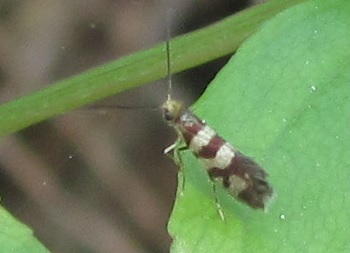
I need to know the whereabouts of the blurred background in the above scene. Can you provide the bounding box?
[0,0,260,252]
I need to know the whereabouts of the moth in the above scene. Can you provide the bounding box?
[162,99,273,210]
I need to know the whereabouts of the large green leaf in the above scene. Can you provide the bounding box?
[0,206,50,252]
[168,0,350,252]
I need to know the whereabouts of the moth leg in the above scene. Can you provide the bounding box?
[164,139,187,193]
[163,137,183,159]
[163,142,177,157]
[212,182,226,222]
[174,146,188,193]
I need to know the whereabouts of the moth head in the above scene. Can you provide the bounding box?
[161,99,183,124]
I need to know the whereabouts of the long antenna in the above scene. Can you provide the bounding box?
[165,7,172,102]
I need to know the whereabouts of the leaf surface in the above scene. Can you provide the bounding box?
[169,0,350,252]
[0,206,50,253]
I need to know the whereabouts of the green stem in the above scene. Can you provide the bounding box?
[0,0,306,137]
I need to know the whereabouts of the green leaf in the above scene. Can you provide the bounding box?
[0,206,50,252]
[168,0,350,252]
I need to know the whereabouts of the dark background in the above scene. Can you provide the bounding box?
[0,1,258,252]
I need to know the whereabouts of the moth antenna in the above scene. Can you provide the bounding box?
[165,6,172,102]
[88,105,159,111]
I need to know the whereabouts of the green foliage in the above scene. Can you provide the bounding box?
[168,0,350,252]
[0,206,49,252]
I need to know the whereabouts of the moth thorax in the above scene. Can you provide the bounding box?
[162,99,184,124]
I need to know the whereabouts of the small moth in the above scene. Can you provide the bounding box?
[162,99,273,210]
[162,7,272,212]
